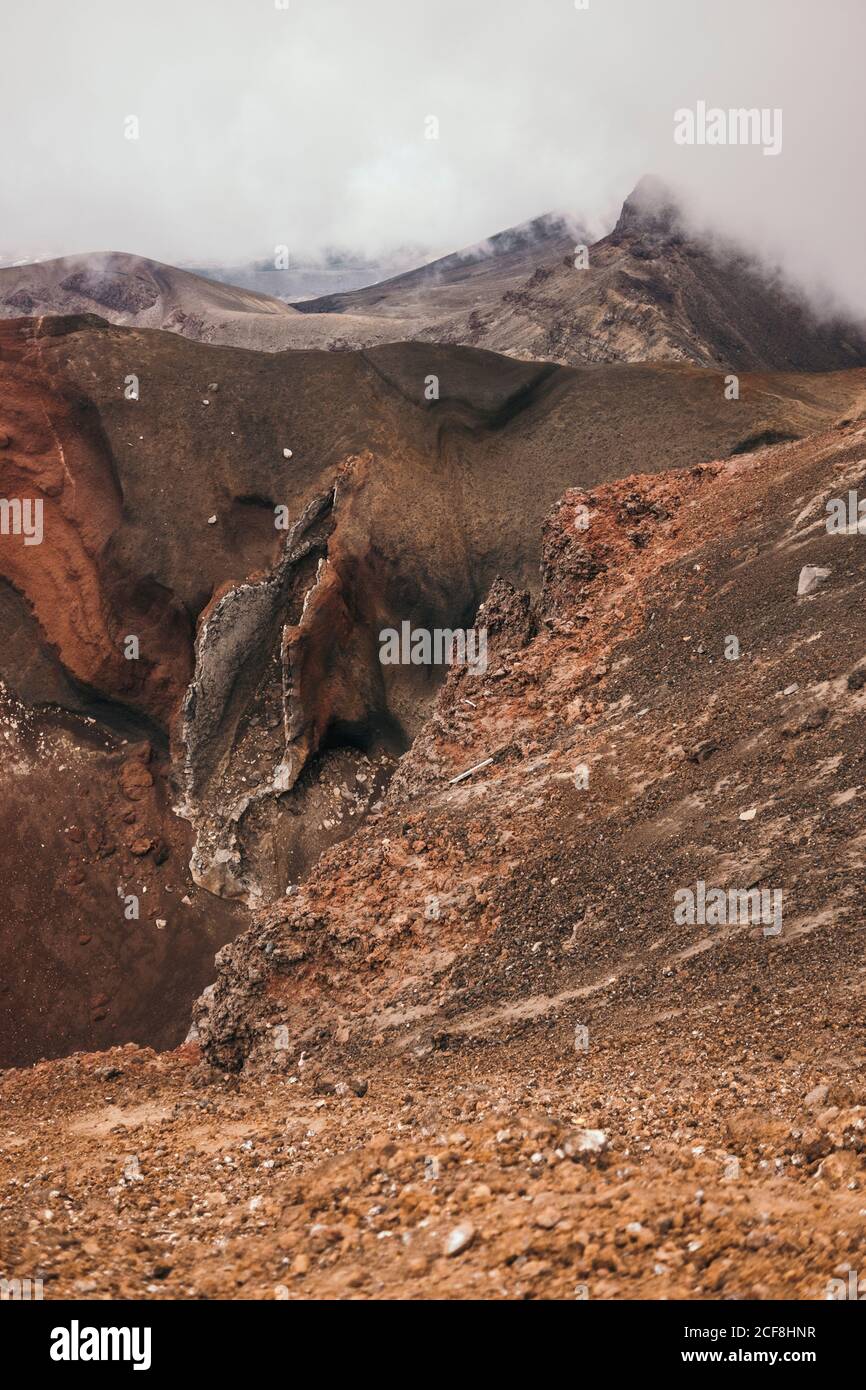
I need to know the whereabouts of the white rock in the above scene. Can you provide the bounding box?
[739,807,757,821]
[562,1127,608,1160]
[123,1154,143,1183]
[797,565,831,596]
[207,515,217,525]
[444,1221,476,1257]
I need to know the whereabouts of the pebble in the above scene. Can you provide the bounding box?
[797,565,831,596]
[804,1083,829,1109]
[561,1128,608,1160]
[444,1222,476,1257]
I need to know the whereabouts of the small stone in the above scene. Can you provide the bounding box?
[207,514,217,525]
[797,565,831,597]
[123,1155,143,1183]
[816,1107,840,1130]
[561,1128,608,1160]
[688,739,718,764]
[444,1222,476,1257]
[804,1084,829,1109]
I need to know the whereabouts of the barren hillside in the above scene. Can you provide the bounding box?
[3,413,866,1299]
[2,314,864,1066]
[297,179,866,372]
[7,182,865,375]
[0,253,413,353]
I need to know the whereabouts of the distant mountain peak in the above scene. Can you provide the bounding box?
[612,175,685,241]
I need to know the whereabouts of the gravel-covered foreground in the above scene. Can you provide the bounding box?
[1,1017,864,1301]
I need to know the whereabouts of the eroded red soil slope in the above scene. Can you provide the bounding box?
[2,419,864,1298]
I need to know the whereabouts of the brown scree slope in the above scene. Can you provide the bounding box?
[1,415,865,1297]
[2,312,866,1064]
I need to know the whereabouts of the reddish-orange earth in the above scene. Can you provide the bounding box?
[4,313,863,1067]
[1,393,865,1298]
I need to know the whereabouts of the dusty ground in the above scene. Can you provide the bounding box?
[0,1023,863,1301]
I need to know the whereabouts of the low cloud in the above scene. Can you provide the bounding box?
[1,0,863,317]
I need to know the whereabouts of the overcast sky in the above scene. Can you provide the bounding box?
[1,0,864,315]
